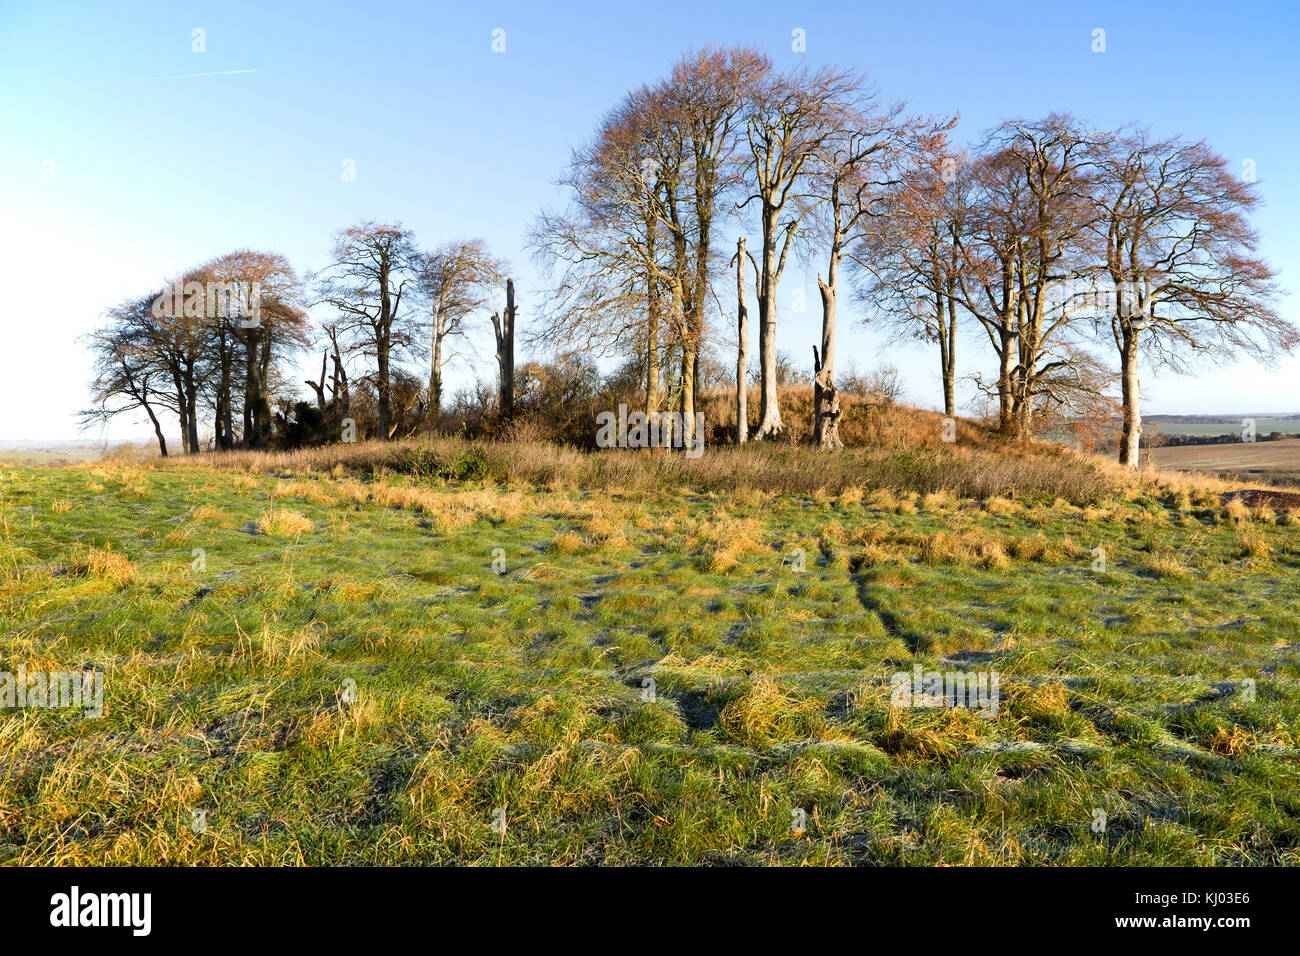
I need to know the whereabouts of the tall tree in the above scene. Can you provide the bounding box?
[659,46,767,442]
[313,222,419,440]
[81,295,173,455]
[956,116,1103,437]
[996,115,1104,439]
[531,46,767,445]
[204,250,309,450]
[528,85,672,415]
[857,147,970,419]
[807,95,935,447]
[1091,129,1297,465]
[416,239,504,414]
[740,63,858,439]
[731,236,749,442]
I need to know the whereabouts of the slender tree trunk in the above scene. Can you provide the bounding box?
[646,300,660,417]
[996,324,1016,434]
[307,353,328,414]
[185,367,200,454]
[680,348,697,444]
[733,237,749,444]
[142,400,167,457]
[376,332,392,440]
[257,336,272,445]
[243,337,257,448]
[943,285,958,418]
[428,324,443,415]
[754,209,784,439]
[1118,326,1141,467]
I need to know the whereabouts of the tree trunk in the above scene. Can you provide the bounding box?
[429,325,443,414]
[143,400,167,457]
[996,324,1016,434]
[733,237,749,444]
[1118,326,1141,467]
[680,348,697,445]
[376,333,392,440]
[942,286,957,418]
[185,375,200,454]
[813,273,842,449]
[243,337,258,448]
[646,301,660,417]
[754,210,784,439]
[492,279,516,418]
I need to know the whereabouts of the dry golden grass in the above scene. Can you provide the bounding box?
[255,508,314,537]
[550,530,584,555]
[1235,527,1272,560]
[715,679,826,749]
[60,545,137,588]
[1146,553,1191,579]
[124,398,1114,504]
[1224,498,1252,526]
[691,514,768,571]
[920,489,958,512]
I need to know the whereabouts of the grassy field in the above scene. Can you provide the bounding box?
[2,431,1299,865]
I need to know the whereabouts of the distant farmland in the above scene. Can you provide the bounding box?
[1149,418,1300,437]
[1153,436,1300,485]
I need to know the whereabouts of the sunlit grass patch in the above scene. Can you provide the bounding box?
[255,508,314,537]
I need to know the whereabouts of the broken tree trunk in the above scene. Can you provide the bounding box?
[732,237,749,444]
[491,278,517,419]
[812,345,842,449]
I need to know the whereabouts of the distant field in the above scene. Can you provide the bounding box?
[1150,418,1300,437]
[1154,437,1300,486]
[2,442,1298,865]
[0,447,105,467]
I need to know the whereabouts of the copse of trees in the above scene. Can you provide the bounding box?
[83,250,308,455]
[857,116,1294,464]
[84,45,1297,464]
[83,226,513,454]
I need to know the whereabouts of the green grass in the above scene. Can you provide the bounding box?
[1,454,1298,865]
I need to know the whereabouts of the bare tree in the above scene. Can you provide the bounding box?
[660,47,768,442]
[81,295,173,455]
[807,95,938,447]
[740,63,858,439]
[528,85,671,414]
[313,221,419,440]
[531,46,766,446]
[1091,129,1297,465]
[857,144,970,418]
[416,239,504,414]
[203,250,309,450]
[955,116,1104,437]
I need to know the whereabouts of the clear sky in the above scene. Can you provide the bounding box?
[2,0,1297,442]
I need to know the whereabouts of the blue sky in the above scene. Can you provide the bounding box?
[2,0,1297,441]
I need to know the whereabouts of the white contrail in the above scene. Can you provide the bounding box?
[125,68,260,81]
